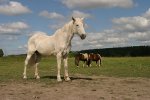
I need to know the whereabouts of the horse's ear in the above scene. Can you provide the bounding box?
[72,17,75,23]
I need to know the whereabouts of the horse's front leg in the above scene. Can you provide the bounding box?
[63,56,71,81]
[56,53,62,82]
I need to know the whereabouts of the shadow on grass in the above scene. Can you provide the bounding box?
[41,75,93,81]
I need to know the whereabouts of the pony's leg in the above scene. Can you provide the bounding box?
[77,60,80,67]
[23,53,32,79]
[77,62,79,67]
[86,60,90,67]
[89,60,92,67]
[90,62,92,67]
[100,58,102,66]
[34,54,41,79]
[86,60,89,67]
[56,53,62,82]
[83,61,85,67]
[96,61,98,66]
[98,60,101,67]
[63,56,71,81]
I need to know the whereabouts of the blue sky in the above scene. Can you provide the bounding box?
[0,0,150,55]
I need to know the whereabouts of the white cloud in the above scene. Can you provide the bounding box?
[7,36,18,40]
[102,8,150,47]
[49,23,64,30]
[143,8,150,19]
[0,1,31,16]
[72,32,128,51]
[128,32,146,38]
[18,44,27,49]
[39,10,65,20]
[62,0,134,9]
[105,37,125,43]
[112,16,150,32]
[0,21,29,35]
[71,10,91,18]
[128,32,150,41]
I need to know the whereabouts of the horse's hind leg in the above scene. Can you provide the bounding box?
[34,52,41,79]
[23,53,33,79]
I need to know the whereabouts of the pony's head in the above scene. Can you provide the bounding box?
[72,17,86,40]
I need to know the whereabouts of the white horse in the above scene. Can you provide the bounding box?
[23,17,86,81]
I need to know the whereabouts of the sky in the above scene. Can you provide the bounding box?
[0,0,150,55]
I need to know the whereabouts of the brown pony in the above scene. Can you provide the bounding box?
[88,53,102,67]
[75,53,89,67]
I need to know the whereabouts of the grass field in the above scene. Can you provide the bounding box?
[0,55,150,83]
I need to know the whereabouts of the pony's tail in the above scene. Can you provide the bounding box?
[87,59,91,67]
[75,56,79,67]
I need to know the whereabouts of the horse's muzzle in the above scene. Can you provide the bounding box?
[81,34,86,40]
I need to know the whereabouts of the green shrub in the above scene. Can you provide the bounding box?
[0,49,4,57]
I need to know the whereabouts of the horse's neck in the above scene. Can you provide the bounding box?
[62,21,73,33]
[55,21,74,44]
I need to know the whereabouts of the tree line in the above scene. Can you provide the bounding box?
[70,46,150,57]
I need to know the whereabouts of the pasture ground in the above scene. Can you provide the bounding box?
[0,56,150,100]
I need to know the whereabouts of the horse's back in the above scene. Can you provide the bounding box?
[76,53,88,61]
[89,53,101,60]
[82,53,88,59]
[27,31,56,55]
[29,31,47,41]
[27,32,49,52]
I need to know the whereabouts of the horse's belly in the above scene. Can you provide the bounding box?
[36,43,55,56]
[38,49,55,56]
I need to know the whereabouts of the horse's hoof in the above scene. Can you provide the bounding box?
[65,77,71,81]
[23,76,27,79]
[57,78,62,82]
[57,79,62,82]
[35,76,40,79]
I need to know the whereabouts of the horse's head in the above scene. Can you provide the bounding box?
[72,17,86,40]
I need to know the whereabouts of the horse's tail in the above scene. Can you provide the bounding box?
[28,54,35,67]
[27,51,39,67]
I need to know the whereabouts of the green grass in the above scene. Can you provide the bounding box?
[0,56,150,83]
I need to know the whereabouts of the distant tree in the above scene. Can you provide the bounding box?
[78,46,150,57]
[0,49,4,57]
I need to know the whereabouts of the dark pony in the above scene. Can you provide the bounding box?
[75,53,90,67]
[88,53,102,67]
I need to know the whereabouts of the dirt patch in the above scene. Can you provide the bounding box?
[0,76,150,100]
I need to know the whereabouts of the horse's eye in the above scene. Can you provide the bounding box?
[76,25,79,27]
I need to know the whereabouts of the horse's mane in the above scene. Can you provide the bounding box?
[54,20,73,35]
